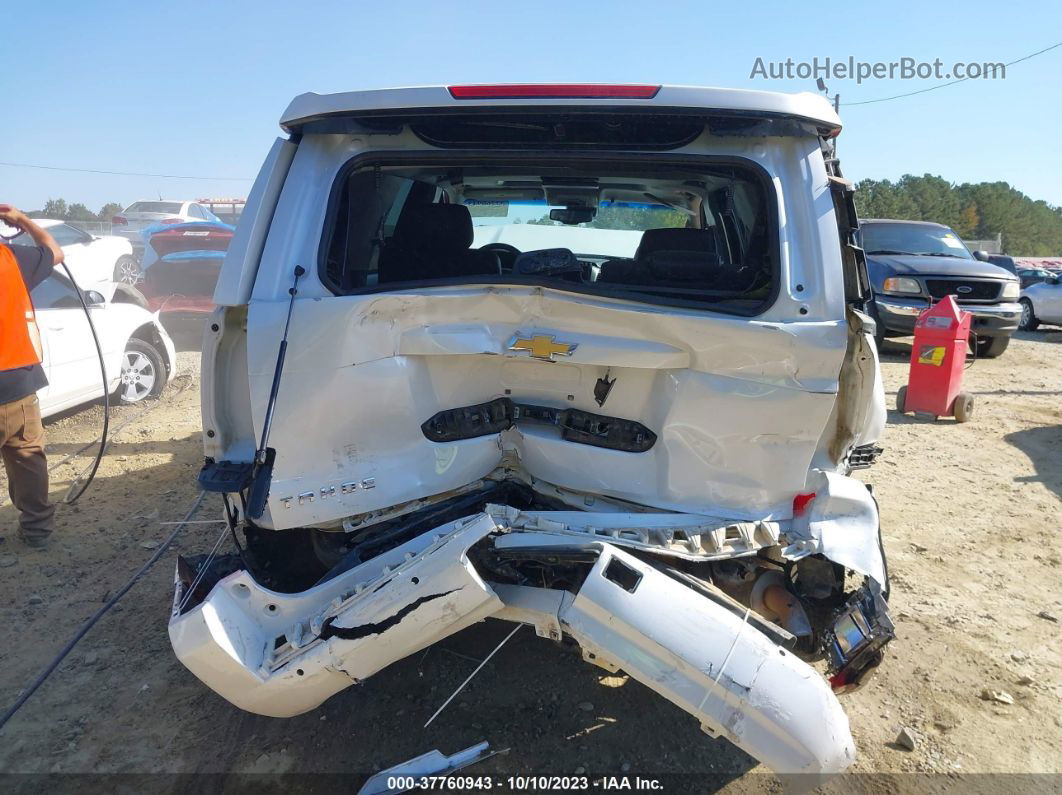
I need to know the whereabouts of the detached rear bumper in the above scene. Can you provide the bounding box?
[169,513,504,718]
[495,540,855,774]
[170,516,857,775]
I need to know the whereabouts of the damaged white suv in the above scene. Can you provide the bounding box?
[171,84,892,776]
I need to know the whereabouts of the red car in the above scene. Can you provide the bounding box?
[140,221,234,315]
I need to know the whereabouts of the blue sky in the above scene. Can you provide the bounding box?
[3,1,1061,213]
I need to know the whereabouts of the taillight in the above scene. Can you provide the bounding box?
[829,670,852,693]
[111,215,127,225]
[160,218,183,224]
[792,492,817,517]
[448,84,661,99]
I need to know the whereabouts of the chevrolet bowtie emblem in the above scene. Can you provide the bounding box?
[508,333,578,362]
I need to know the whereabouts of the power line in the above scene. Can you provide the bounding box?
[845,40,1062,106]
[0,160,252,180]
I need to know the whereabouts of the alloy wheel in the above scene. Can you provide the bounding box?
[120,350,157,402]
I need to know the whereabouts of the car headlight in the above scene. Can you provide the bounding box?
[882,276,921,295]
[1001,281,1020,300]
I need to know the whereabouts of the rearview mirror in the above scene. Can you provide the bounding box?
[549,207,595,225]
[973,250,990,262]
[84,290,106,306]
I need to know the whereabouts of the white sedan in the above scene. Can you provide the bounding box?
[31,273,177,418]
[9,219,141,287]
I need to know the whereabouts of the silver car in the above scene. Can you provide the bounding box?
[1020,273,1062,329]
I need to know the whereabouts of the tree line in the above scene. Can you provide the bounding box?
[854,175,1062,256]
[26,198,124,223]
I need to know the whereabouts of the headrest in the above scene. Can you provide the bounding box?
[635,228,717,260]
[394,203,474,252]
[644,250,723,281]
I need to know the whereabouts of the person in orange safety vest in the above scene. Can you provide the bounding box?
[1,204,65,548]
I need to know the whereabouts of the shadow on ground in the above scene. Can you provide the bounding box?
[1005,424,1062,499]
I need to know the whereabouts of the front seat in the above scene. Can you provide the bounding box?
[634,227,721,261]
[598,227,723,285]
[378,204,501,284]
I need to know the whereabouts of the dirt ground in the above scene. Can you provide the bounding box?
[1,326,1059,793]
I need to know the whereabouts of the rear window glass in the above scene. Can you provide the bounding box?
[126,202,183,214]
[321,159,777,315]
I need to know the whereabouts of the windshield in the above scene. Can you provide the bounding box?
[322,160,776,314]
[469,200,686,259]
[861,222,972,259]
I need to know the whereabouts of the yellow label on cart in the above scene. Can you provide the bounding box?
[917,344,946,366]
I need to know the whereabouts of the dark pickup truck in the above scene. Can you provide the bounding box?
[860,219,1021,358]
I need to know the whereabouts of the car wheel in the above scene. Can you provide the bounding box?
[117,339,166,403]
[113,255,141,285]
[1019,299,1040,331]
[974,335,1010,358]
[896,385,907,414]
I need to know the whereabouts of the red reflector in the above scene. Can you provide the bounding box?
[792,492,817,517]
[448,84,660,100]
[829,670,851,693]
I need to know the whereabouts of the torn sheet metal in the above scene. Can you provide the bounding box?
[786,470,887,587]
[359,741,498,795]
[486,504,782,561]
[169,513,503,717]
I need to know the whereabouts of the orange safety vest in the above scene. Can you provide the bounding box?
[0,244,44,371]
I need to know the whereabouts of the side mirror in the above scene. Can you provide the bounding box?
[84,290,106,306]
[973,250,990,262]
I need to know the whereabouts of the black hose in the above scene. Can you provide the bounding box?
[0,490,207,733]
[58,261,109,504]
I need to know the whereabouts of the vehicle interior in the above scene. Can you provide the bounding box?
[322,161,777,314]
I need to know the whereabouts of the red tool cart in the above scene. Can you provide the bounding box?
[896,295,975,422]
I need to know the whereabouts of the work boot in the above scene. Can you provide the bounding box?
[17,529,50,549]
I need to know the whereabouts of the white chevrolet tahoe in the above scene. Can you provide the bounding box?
[170,84,891,776]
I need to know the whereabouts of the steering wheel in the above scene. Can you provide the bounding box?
[479,243,521,272]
